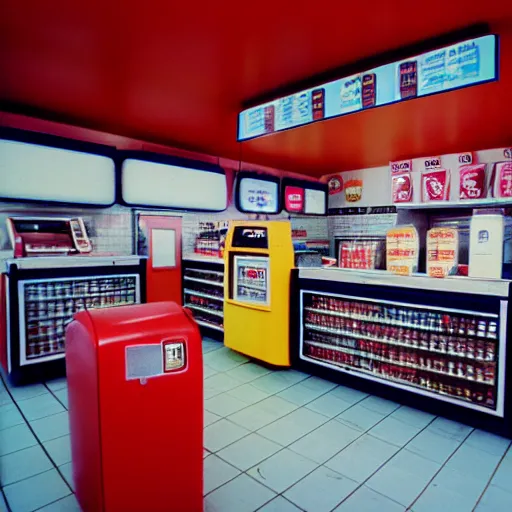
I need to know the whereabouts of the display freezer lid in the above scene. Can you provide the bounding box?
[298,268,511,297]
[0,139,116,206]
[4,256,145,272]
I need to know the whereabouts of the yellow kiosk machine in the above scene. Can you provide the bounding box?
[224,221,295,366]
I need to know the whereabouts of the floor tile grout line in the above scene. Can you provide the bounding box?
[44,381,68,411]
[325,414,440,512]
[203,378,371,497]
[0,377,73,496]
[1,486,12,512]
[214,395,405,503]
[208,387,372,474]
[470,439,512,512]
[404,426,476,511]
[32,491,74,512]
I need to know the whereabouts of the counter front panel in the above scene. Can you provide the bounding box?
[291,269,511,433]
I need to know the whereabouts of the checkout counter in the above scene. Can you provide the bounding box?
[0,216,146,384]
[289,267,512,436]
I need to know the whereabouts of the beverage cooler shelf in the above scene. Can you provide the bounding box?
[297,288,505,416]
[304,306,498,339]
[185,304,223,318]
[183,258,225,340]
[183,289,223,301]
[304,323,496,362]
[303,338,495,385]
[183,276,224,287]
[22,274,140,363]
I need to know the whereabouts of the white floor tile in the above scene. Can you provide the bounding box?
[0,403,24,431]
[225,363,271,383]
[0,445,53,486]
[30,411,70,442]
[217,433,282,471]
[334,486,405,512]
[247,448,317,493]
[336,403,386,432]
[203,454,240,495]
[204,373,244,394]
[43,435,72,466]
[251,371,308,394]
[204,410,222,427]
[17,393,65,421]
[277,382,329,406]
[306,391,353,418]
[390,406,435,429]
[285,466,358,512]
[290,419,361,464]
[8,383,48,402]
[37,494,82,512]
[0,424,37,457]
[368,417,421,447]
[204,474,275,512]
[257,407,327,446]
[3,469,70,512]
[227,396,297,431]
[259,496,303,512]
[204,419,250,452]
[226,384,270,405]
[326,433,399,483]
[360,395,400,415]
[45,378,68,393]
[205,393,248,417]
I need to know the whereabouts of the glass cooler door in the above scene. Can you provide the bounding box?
[233,255,270,306]
[18,274,140,365]
[300,290,506,417]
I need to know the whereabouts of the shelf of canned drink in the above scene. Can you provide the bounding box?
[303,339,495,385]
[303,344,495,409]
[304,321,497,362]
[22,275,139,361]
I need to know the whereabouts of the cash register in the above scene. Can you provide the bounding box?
[6,217,92,257]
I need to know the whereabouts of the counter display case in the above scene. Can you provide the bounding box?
[291,268,511,433]
[2,256,146,384]
[182,257,224,339]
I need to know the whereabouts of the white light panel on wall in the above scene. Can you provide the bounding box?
[0,139,116,205]
[304,188,327,214]
[121,159,227,211]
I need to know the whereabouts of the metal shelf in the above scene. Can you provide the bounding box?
[303,339,495,386]
[185,267,224,277]
[183,276,224,288]
[196,319,224,332]
[185,304,223,318]
[183,289,223,302]
[304,307,498,340]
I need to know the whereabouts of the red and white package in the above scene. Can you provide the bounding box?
[421,169,450,202]
[459,164,486,200]
[492,162,512,198]
[392,173,413,203]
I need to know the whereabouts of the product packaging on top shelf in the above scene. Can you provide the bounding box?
[390,160,413,203]
[426,227,459,278]
[469,212,504,279]
[491,162,512,199]
[386,225,419,275]
[459,164,486,200]
[421,169,451,202]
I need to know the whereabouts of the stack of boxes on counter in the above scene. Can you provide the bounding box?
[303,293,498,409]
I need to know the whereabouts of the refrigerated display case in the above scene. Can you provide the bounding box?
[290,268,512,434]
[1,256,146,384]
[182,256,224,339]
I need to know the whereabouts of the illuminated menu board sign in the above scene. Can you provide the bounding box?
[238,34,498,141]
[282,178,327,215]
[236,173,280,214]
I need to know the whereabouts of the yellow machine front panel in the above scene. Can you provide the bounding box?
[224,221,295,366]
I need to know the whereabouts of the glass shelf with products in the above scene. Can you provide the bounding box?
[299,290,503,415]
[20,275,140,363]
[183,258,225,339]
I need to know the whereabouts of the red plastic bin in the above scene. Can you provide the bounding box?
[66,302,203,512]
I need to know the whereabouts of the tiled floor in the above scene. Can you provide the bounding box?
[1,337,512,511]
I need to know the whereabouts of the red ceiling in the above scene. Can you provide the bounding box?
[1,1,512,177]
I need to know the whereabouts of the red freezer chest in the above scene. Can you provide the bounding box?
[66,302,203,512]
